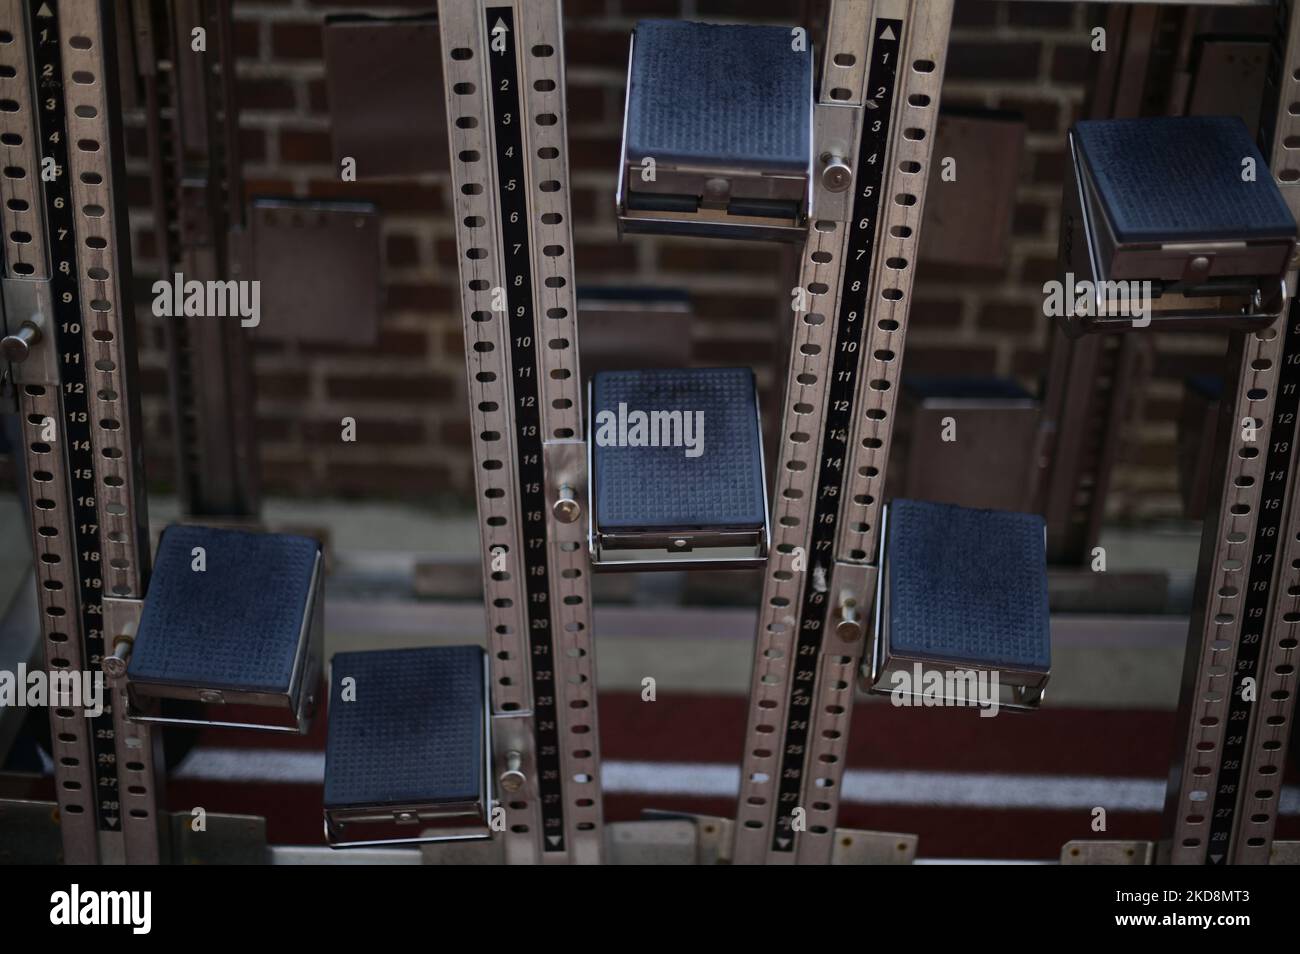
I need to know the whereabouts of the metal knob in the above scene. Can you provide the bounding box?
[835,599,862,641]
[552,484,580,524]
[102,636,133,679]
[821,154,852,193]
[1,320,41,363]
[499,750,526,793]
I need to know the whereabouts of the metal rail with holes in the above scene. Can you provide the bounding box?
[438,0,603,865]
[731,0,952,865]
[1163,0,1300,866]
[135,0,259,520]
[0,0,160,864]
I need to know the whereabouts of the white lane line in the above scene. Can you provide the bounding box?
[170,748,1300,815]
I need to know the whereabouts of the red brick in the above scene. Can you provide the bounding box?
[321,462,453,499]
[307,79,329,115]
[257,416,293,442]
[566,83,608,123]
[1007,4,1075,29]
[1051,44,1093,83]
[1032,148,1068,185]
[575,241,637,272]
[659,242,785,275]
[239,127,267,163]
[256,371,310,399]
[1012,201,1048,237]
[693,292,783,321]
[326,372,454,402]
[238,78,296,111]
[977,300,1041,333]
[1021,255,1060,285]
[232,20,261,60]
[952,1,999,29]
[564,29,632,69]
[695,0,794,16]
[301,328,430,357]
[385,233,421,267]
[302,418,424,444]
[243,178,296,202]
[270,22,324,61]
[568,135,621,171]
[439,417,473,448]
[306,179,445,213]
[998,96,1061,134]
[279,128,333,163]
[694,338,779,366]
[386,283,457,313]
[903,345,998,376]
[946,42,1042,82]
[908,297,965,329]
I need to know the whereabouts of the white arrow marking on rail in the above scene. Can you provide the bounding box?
[37,3,53,17]
[547,835,562,846]
[879,25,895,41]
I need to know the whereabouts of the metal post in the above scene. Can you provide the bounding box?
[731,0,952,864]
[0,0,162,863]
[1163,0,1300,867]
[135,0,259,519]
[438,0,603,864]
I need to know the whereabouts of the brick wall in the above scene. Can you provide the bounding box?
[107,1,1256,521]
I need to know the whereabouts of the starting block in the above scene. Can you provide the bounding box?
[121,525,323,733]
[1059,115,1296,334]
[323,645,491,847]
[589,367,769,569]
[617,19,813,241]
[865,499,1050,710]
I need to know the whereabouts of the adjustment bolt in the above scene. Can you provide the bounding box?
[499,750,526,793]
[553,484,581,523]
[821,154,852,193]
[1,320,42,364]
[835,599,862,642]
[102,636,133,679]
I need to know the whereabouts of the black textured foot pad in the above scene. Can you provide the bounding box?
[1073,116,1295,244]
[129,525,320,693]
[324,645,486,812]
[626,20,811,172]
[592,367,765,533]
[885,499,1050,672]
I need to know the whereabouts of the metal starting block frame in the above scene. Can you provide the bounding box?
[3,0,1300,868]
[865,500,1052,712]
[1059,115,1297,335]
[615,20,815,241]
[323,646,493,848]
[111,526,324,734]
[587,367,770,570]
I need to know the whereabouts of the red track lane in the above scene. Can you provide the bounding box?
[194,691,1189,776]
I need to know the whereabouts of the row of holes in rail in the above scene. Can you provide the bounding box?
[523,25,602,833]
[1179,327,1282,851]
[25,388,94,818]
[2,25,93,822]
[1,28,136,595]
[1240,8,1300,852]
[450,38,597,837]
[65,28,140,598]
[1240,485,1300,853]
[741,54,941,832]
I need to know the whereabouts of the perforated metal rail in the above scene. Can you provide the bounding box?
[732,0,952,865]
[439,0,602,865]
[1,0,159,864]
